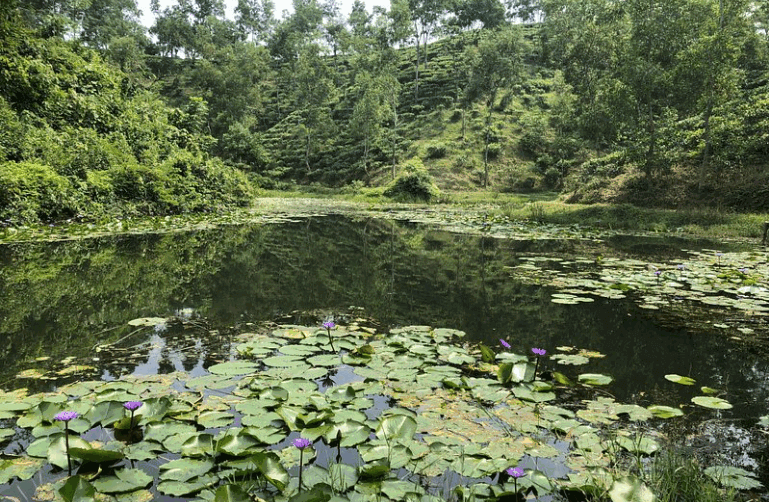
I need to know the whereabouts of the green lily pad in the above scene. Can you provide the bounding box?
[159,458,215,482]
[578,373,614,386]
[92,468,153,493]
[127,317,166,327]
[207,361,260,376]
[68,447,125,464]
[664,374,696,385]
[608,475,655,502]
[691,396,733,410]
[704,465,763,490]
[647,405,684,419]
[157,473,219,496]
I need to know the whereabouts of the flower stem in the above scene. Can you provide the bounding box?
[298,449,304,492]
[326,327,336,353]
[64,424,71,476]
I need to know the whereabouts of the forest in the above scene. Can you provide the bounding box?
[3,0,769,224]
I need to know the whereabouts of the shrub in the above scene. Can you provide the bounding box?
[486,143,502,160]
[384,158,440,202]
[425,143,449,159]
[0,161,80,223]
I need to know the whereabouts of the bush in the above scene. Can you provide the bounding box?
[425,143,449,159]
[486,143,502,160]
[0,161,81,223]
[384,158,440,202]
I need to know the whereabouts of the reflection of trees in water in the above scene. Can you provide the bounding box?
[0,215,767,423]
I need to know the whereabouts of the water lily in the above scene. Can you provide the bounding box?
[532,348,546,378]
[500,339,511,349]
[654,270,661,281]
[323,321,336,352]
[293,437,312,492]
[506,466,525,493]
[55,411,79,476]
[124,401,142,430]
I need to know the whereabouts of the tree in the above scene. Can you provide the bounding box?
[465,28,523,187]
[235,0,275,43]
[292,44,337,172]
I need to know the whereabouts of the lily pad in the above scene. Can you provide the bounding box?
[704,465,763,490]
[207,361,260,376]
[92,468,153,493]
[691,396,733,410]
[664,374,696,385]
[578,373,614,386]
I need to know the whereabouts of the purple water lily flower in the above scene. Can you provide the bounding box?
[54,411,79,422]
[532,348,546,356]
[293,437,312,449]
[500,339,511,349]
[124,401,142,411]
[506,467,525,478]
[322,322,336,352]
[294,437,313,492]
[55,411,79,475]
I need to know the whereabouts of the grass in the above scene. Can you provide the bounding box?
[258,186,769,241]
[647,449,740,502]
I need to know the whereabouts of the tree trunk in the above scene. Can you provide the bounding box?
[414,36,420,102]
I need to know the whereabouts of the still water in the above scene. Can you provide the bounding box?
[1,214,768,490]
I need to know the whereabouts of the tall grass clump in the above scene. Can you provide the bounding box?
[647,450,739,502]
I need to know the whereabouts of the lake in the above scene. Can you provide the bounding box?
[1,208,768,499]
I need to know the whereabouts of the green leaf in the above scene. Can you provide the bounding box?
[0,456,46,484]
[704,465,763,490]
[664,374,695,385]
[214,484,251,502]
[578,373,613,386]
[47,434,91,469]
[691,396,733,410]
[59,475,96,502]
[181,433,216,457]
[68,447,125,463]
[608,475,655,502]
[478,344,495,363]
[252,451,289,491]
[647,405,684,419]
[376,414,417,441]
[92,468,153,493]
[160,458,215,482]
[207,361,260,376]
[157,473,219,496]
[216,429,260,456]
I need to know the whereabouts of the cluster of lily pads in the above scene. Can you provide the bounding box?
[513,248,769,335]
[0,320,762,501]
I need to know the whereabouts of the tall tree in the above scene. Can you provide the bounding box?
[465,28,524,187]
[235,0,275,44]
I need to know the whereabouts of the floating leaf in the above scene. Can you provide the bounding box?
[376,414,417,441]
[157,473,219,496]
[214,484,251,502]
[578,373,613,386]
[92,468,153,493]
[207,361,260,376]
[608,475,655,502]
[127,317,166,327]
[68,447,124,464]
[704,465,763,490]
[691,396,733,410]
[664,374,695,385]
[159,458,215,482]
[647,405,684,419]
[59,475,96,502]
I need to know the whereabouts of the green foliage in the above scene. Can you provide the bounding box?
[0,161,81,223]
[649,450,740,502]
[384,159,440,201]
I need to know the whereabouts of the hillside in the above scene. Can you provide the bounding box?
[3,0,769,226]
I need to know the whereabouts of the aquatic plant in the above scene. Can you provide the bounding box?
[500,339,511,349]
[293,437,312,492]
[506,466,525,495]
[124,401,142,430]
[0,323,758,501]
[323,321,336,352]
[54,411,79,476]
